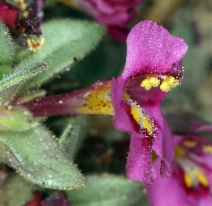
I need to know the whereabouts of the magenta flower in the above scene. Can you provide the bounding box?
[0,0,19,30]
[111,20,188,183]
[147,135,212,206]
[20,20,188,184]
[69,0,142,42]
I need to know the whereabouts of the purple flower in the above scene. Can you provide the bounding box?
[111,20,188,183]
[65,0,142,42]
[147,135,212,206]
[19,20,188,184]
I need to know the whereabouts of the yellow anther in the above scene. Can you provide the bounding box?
[27,37,45,52]
[140,76,160,90]
[148,77,160,87]
[174,146,185,159]
[23,11,29,18]
[123,92,130,100]
[140,79,152,90]
[193,169,209,187]
[203,146,212,154]
[160,76,179,92]
[183,141,197,148]
[184,173,193,188]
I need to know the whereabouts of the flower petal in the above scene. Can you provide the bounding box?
[146,161,190,206]
[112,76,133,132]
[150,107,174,177]
[122,20,188,79]
[126,135,156,184]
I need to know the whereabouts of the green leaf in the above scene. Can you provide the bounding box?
[0,106,38,132]
[17,19,106,91]
[0,20,14,78]
[67,174,149,206]
[59,115,88,159]
[0,62,47,104]
[0,125,85,190]
[0,174,33,206]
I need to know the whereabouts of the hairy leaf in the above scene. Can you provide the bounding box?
[0,125,85,190]
[0,62,47,104]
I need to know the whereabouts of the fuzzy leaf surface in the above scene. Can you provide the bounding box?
[18,19,106,91]
[0,125,85,190]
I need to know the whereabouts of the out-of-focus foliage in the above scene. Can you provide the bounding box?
[67,174,149,206]
[0,174,33,206]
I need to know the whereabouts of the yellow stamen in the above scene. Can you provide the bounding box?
[23,11,29,18]
[160,76,179,92]
[140,76,160,90]
[27,37,45,52]
[193,169,209,187]
[123,92,130,100]
[203,145,212,154]
[184,173,193,188]
[183,141,197,148]
[174,146,185,159]
[80,83,113,115]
